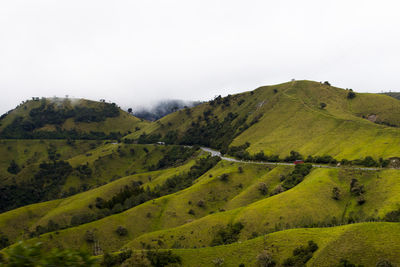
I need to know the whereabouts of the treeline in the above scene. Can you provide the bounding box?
[227,144,390,168]
[0,100,121,139]
[0,160,94,213]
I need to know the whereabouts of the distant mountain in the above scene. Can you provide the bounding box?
[132,99,201,121]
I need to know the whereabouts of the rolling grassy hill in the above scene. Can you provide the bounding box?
[172,222,400,266]
[0,97,148,139]
[127,80,400,161]
[1,81,400,266]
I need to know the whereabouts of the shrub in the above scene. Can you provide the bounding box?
[146,250,181,267]
[271,185,285,196]
[219,173,230,182]
[324,81,331,86]
[384,208,400,222]
[257,250,276,267]
[116,226,128,236]
[197,200,205,208]
[7,160,21,174]
[350,179,365,196]
[332,187,341,200]
[282,240,318,266]
[84,230,95,243]
[211,222,244,246]
[320,102,327,109]
[357,195,366,205]
[347,91,356,99]
[188,209,195,215]
[258,183,269,195]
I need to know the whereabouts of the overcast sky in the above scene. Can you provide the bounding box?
[1,0,399,114]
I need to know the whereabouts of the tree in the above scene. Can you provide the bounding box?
[127,108,133,114]
[7,160,20,174]
[324,81,331,86]
[347,91,356,99]
[332,187,341,200]
[257,250,276,267]
[258,183,268,196]
[116,226,128,236]
[320,102,327,109]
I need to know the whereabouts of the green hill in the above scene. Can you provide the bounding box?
[0,97,148,139]
[127,80,400,161]
[173,222,400,267]
[1,81,400,266]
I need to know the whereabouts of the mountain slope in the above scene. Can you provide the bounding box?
[127,80,400,160]
[0,97,148,139]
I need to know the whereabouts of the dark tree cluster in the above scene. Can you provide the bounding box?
[0,160,73,212]
[350,178,366,205]
[282,240,318,267]
[7,160,21,174]
[281,164,313,190]
[153,146,197,169]
[0,101,121,139]
[211,222,244,246]
[67,156,222,230]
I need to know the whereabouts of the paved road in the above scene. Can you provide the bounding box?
[200,147,382,171]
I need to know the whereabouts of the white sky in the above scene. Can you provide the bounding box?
[1,0,399,114]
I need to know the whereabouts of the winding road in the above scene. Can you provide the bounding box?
[200,147,382,171]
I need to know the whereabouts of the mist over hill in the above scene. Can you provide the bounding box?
[132,99,201,121]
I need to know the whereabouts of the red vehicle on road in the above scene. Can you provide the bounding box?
[294,160,304,165]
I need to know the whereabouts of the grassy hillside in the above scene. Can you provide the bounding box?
[127,80,400,161]
[0,159,197,243]
[173,222,400,267]
[0,97,148,138]
[0,139,101,180]
[9,164,400,256]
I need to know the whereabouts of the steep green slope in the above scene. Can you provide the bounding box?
[0,97,148,139]
[0,143,191,213]
[11,165,400,255]
[12,162,284,252]
[173,222,400,267]
[0,159,197,243]
[125,167,400,250]
[128,80,400,160]
[0,139,101,180]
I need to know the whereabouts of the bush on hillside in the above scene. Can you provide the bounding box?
[211,222,244,246]
[257,250,276,267]
[146,250,181,267]
[347,91,356,99]
[332,187,341,200]
[7,160,20,174]
[282,240,318,267]
[383,208,400,222]
[258,182,269,196]
[116,226,128,236]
